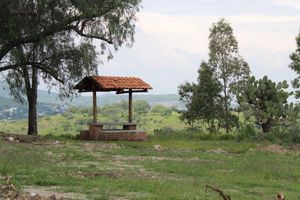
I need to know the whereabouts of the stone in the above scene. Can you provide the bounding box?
[154,145,165,151]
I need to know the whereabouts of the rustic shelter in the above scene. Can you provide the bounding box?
[74,76,152,141]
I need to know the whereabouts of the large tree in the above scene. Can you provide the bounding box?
[237,76,293,132]
[0,0,142,135]
[178,62,223,132]
[208,18,250,132]
[6,35,97,135]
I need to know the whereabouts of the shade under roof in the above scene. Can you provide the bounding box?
[74,76,152,93]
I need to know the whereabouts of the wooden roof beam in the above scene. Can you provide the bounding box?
[116,89,148,94]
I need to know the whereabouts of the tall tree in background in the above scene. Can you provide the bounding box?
[194,62,223,132]
[290,31,300,98]
[178,62,222,132]
[0,0,142,135]
[178,82,197,128]
[208,18,250,132]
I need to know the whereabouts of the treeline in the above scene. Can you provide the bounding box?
[68,100,177,122]
[178,18,300,143]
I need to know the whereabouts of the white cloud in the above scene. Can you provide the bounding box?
[100,3,300,94]
[138,12,299,54]
[273,0,300,10]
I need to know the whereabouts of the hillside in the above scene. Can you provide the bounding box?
[0,82,181,106]
[0,82,182,120]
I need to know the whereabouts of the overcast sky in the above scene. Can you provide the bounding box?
[97,0,300,94]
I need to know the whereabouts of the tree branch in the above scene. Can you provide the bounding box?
[206,185,231,200]
[71,26,113,44]
[0,62,64,84]
[0,15,96,61]
[0,62,37,72]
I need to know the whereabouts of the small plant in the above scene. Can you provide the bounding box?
[236,122,259,141]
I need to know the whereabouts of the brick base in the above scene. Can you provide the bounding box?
[79,130,148,141]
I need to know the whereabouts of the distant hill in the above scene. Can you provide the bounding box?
[70,93,181,107]
[0,81,182,120]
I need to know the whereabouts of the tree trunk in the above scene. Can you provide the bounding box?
[261,122,271,133]
[24,66,38,135]
[27,89,37,135]
[223,77,229,133]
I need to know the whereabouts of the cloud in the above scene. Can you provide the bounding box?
[142,0,300,16]
[273,0,300,10]
[99,2,300,94]
[138,12,299,54]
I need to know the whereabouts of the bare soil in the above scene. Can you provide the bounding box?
[255,144,288,154]
[0,184,72,200]
[0,132,61,146]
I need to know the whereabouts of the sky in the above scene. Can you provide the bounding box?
[97,0,300,94]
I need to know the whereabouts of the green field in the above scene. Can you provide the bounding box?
[0,111,185,136]
[1,111,300,199]
[0,133,300,200]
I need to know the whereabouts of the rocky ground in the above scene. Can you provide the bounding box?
[0,183,70,200]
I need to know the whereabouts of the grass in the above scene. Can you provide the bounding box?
[1,112,300,199]
[0,133,300,199]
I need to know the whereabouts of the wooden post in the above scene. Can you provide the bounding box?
[93,83,97,124]
[128,89,133,123]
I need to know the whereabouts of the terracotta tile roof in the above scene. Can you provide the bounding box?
[74,76,152,92]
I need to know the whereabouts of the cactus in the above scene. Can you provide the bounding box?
[238,76,294,132]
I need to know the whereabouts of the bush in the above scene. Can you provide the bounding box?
[236,123,259,141]
[151,105,172,116]
[264,125,300,144]
[153,128,235,141]
[289,124,300,143]
[242,123,300,144]
[154,126,176,135]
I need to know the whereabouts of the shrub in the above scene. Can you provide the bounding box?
[154,126,176,135]
[236,123,259,141]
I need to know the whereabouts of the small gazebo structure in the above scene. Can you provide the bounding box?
[74,76,152,141]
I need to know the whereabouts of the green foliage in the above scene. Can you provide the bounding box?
[208,18,250,132]
[0,104,185,135]
[134,100,150,115]
[101,105,126,123]
[238,76,295,132]
[236,122,259,141]
[153,126,177,135]
[153,129,235,141]
[0,0,142,63]
[0,0,142,135]
[178,62,223,132]
[179,18,250,134]
[151,105,172,117]
[290,31,300,98]
[254,124,300,145]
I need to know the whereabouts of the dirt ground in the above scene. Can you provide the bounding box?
[0,183,71,200]
[0,132,61,146]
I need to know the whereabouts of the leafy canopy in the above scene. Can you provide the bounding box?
[0,0,141,71]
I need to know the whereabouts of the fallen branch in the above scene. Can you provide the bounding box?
[206,184,231,200]
[0,175,18,192]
